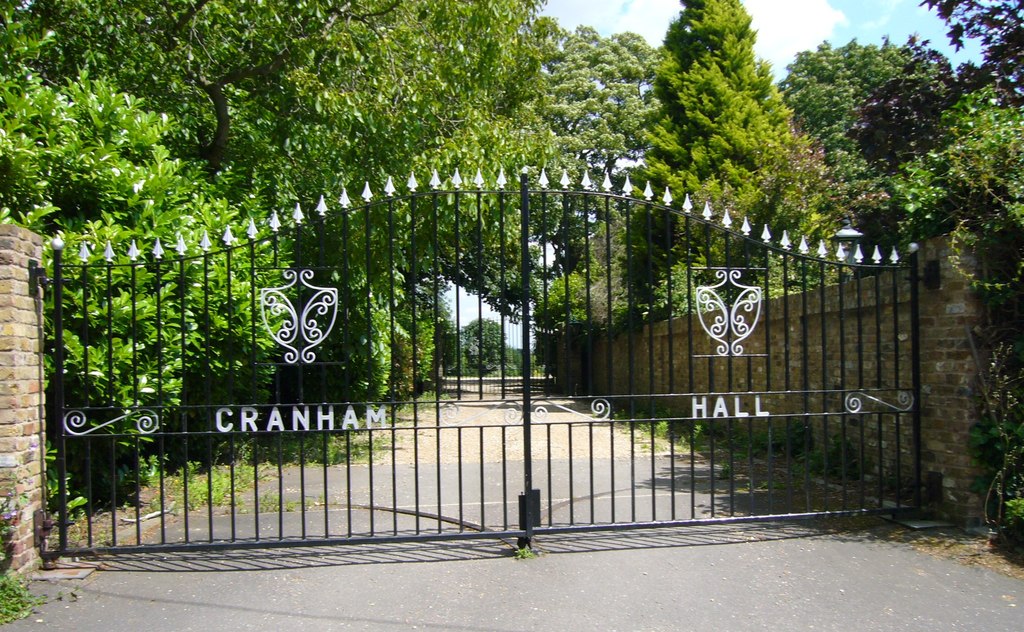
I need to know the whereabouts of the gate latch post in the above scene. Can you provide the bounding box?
[518,488,541,547]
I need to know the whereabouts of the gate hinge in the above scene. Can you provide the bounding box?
[28,260,51,294]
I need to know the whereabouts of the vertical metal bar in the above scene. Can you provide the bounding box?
[519,172,535,542]
[909,249,923,509]
[410,193,420,534]
[686,213,695,519]
[52,243,68,552]
[388,197,398,535]
[838,258,848,510]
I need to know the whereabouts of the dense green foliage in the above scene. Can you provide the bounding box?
[646,0,799,225]
[537,26,659,179]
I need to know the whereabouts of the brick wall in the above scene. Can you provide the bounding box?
[556,236,986,526]
[0,225,44,574]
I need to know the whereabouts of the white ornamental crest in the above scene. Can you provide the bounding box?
[695,269,763,356]
[260,269,338,364]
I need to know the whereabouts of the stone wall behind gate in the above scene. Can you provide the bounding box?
[555,236,987,526]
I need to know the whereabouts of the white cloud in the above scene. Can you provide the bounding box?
[743,0,848,74]
[542,0,848,75]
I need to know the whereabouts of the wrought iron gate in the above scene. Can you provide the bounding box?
[47,169,921,555]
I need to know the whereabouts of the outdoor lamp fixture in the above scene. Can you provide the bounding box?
[833,217,863,266]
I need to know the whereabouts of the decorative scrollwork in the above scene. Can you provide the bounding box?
[63,409,160,436]
[695,269,762,356]
[844,391,915,414]
[260,268,338,364]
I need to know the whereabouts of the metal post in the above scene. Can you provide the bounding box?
[909,245,923,510]
[518,171,539,549]
[51,239,67,553]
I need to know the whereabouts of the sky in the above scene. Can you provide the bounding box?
[541,0,983,79]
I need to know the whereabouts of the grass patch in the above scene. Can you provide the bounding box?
[0,573,43,624]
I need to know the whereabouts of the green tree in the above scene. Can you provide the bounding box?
[646,0,796,224]
[24,0,552,210]
[538,26,659,178]
[459,318,505,375]
[781,38,963,245]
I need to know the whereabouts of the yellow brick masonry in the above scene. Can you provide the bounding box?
[0,225,44,574]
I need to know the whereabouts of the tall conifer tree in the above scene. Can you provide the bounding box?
[647,0,795,223]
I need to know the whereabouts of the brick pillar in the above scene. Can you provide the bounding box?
[916,236,987,526]
[0,225,45,574]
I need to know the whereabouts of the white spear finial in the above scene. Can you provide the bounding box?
[200,231,211,252]
[722,209,733,229]
[817,239,828,258]
[496,167,507,190]
[176,233,187,256]
[602,171,612,192]
[451,168,463,189]
[761,224,772,243]
[407,171,418,192]
[222,226,235,246]
[152,238,164,260]
[474,168,485,189]
[361,181,373,202]
[339,188,351,209]
[854,244,864,264]
[582,171,593,190]
[104,241,115,262]
[128,240,140,261]
[78,242,90,263]
[560,170,570,189]
[741,217,751,236]
[682,193,692,213]
[292,202,304,225]
[384,176,396,197]
[622,175,633,196]
[316,195,328,217]
[247,218,258,240]
[430,169,441,190]
[872,245,882,264]
[663,186,673,206]
[538,168,549,189]
[799,235,810,254]
[780,230,792,250]
[702,201,712,220]
[643,181,653,201]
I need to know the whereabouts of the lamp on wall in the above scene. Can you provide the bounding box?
[833,217,863,266]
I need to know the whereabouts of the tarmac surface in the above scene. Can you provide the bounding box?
[10,519,1024,631]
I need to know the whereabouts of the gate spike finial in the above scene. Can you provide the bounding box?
[78,242,91,263]
[781,230,792,250]
[817,239,828,258]
[316,195,328,217]
[643,181,653,201]
[702,201,712,220]
[872,245,882,264]
[128,240,140,261]
[292,202,304,225]
[560,170,570,189]
[663,186,673,205]
[451,168,463,189]
[152,238,164,260]
[682,193,692,213]
[497,167,507,190]
[361,181,373,202]
[761,224,772,243]
[407,171,418,192]
[799,235,810,254]
[835,242,846,261]
[474,168,485,189]
[581,171,593,190]
[176,233,187,256]
[339,187,351,209]
[722,209,732,228]
[222,226,235,246]
[854,244,864,264]
[247,218,258,240]
[269,210,281,232]
[430,169,441,190]
[622,174,633,196]
[538,168,549,189]
[104,241,115,262]
[889,247,900,263]
[741,217,751,236]
[602,171,612,192]
[384,176,396,197]
[200,230,211,252]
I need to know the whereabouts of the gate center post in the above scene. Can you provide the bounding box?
[518,171,540,550]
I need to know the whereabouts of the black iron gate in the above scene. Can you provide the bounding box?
[47,169,921,555]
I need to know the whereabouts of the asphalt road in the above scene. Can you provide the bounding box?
[12,520,1023,632]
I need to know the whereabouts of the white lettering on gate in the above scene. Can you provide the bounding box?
[212,404,392,433]
[691,395,771,419]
